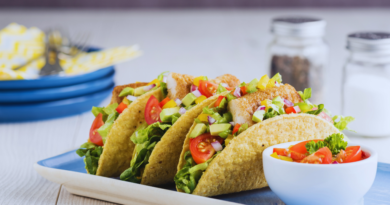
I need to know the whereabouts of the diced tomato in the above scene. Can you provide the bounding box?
[232,123,241,134]
[215,96,226,107]
[240,86,247,95]
[290,151,306,161]
[285,107,296,114]
[273,148,288,156]
[289,139,323,154]
[336,149,347,163]
[344,146,362,163]
[89,113,104,146]
[318,112,333,123]
[144,96,162,125]
[116,102,128,114]
[225,86,234,91]
[301,147,332,164]
[362,150,370,160]
[190,133,224,164]
[199,80,218,98]
[159,97,170,108]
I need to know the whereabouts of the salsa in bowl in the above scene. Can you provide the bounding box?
[262,137,377,205]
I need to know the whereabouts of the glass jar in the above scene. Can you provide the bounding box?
[342,32,390,137]
[267,17,328,104]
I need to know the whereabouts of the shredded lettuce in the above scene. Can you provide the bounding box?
[298,88,312,102]
[305,133,348,155]
[202,107,216,115]
[306,104,324,115]
[76,142,103,175]
[226,93,237,103]
[91,106,105,117]
[120,122,172,183]
[174,151,220,194]
[216,84,227,94]
[103,103,118,115]
[332,115,355,132]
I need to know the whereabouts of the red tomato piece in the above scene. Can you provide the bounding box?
[290,151,306,161]
[215,96,226,107]
[362,150,370,160]
[116,102,128,114]
[336,149,347,163]
[144,96,162,125]
[89,113,104,146]
[344,146,362,163]
[232,123,241,135]
[199,80,218,98]
[159,97,171,108]
[301,147,332,164]
[285,107,296,114]
[240,86,247,95]
[318,112,333,123]
[273,148,288,156]
[289,139,323,154]
[190,133,224,164]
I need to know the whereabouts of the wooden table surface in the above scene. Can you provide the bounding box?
[1,9,390,205]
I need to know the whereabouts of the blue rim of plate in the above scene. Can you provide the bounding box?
[0,69,115,104]
[0,47,114,90]
[0,83,114,123]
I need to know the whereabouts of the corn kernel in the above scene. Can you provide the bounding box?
[162,99,177,109]
[195,95,207,104]
[257,75,269,90]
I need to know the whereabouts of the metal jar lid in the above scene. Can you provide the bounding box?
[347,32,390,53]
[271,16,326,37]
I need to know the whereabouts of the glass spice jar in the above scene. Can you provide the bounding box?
[342,32,390,137]
[267,16,328,104]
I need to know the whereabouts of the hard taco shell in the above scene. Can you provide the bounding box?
[177,114,340,196]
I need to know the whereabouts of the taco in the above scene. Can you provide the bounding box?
[119,73,240,186]
[175,74,354,196]
[76,72,168,177]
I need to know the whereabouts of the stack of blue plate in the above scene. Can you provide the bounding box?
[0,47,115,122]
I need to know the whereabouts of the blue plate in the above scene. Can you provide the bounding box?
[0,47,114,90]
[0,84,114,122]
[0,70,114,103]
[38,149,390,205]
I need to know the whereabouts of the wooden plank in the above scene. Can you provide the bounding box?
[0,116,81,205]
[57,185,118,205]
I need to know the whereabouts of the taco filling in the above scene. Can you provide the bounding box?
[76,72,167,175]
[119,74,240,183]
[175,73,354,194]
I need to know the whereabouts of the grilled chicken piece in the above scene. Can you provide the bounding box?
[166,73,241,100]
[210,74,241,88]
[228,84,303,126]
[110,82,148,105]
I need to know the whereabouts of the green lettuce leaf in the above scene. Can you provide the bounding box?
[121,122,172,183]
[174,151,220,194]
[76,144,103,175]
[305,133,348,155]
[91,106,105,117]
[305,140,326,154]
[246,78,259,94]
[103,103,118,115]
[332,115,355,132]
[202,107,216,115]
[226,93,237,103]
[306,104,324,115]
[298,88,312,101]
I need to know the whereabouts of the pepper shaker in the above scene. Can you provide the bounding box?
[267,16,328,104]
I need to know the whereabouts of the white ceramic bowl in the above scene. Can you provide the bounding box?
[263,141,378,205]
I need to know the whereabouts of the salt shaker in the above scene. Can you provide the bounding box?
[342,32,390,137]
[267,16,328,104]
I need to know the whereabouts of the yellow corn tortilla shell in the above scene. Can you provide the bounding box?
[139,91,230,186]
[177,113,340,196]
[96,88,163,177]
